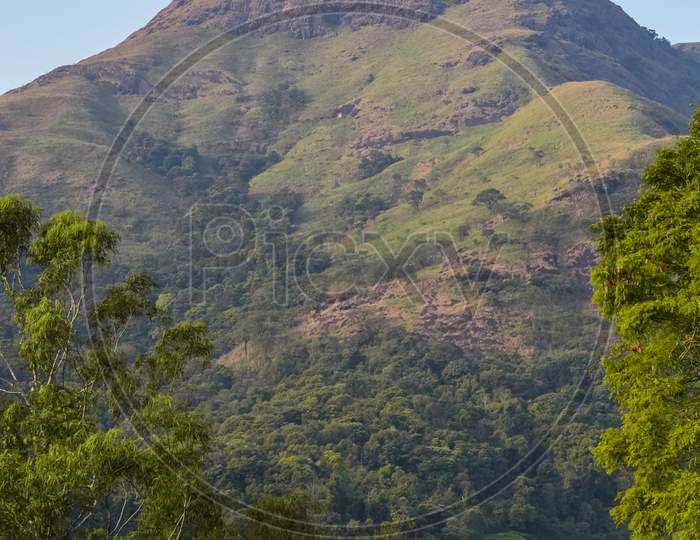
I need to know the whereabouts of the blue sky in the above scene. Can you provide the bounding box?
[615,0,699,43]
[0,1,170,94]
[0,1,698,94]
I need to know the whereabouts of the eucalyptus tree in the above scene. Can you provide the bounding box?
[0,195,229,538]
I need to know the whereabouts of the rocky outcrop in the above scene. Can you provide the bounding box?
[350,127,455,150]
[300,279,535,356]
[330,99,361,119]
[11,63,245,102]
[527,250,559,277]
[565,241,598,288]
[549,171,638,216]
[166,69,243,100]
[448,87,527,128]
[300,250,559,357]
[11,63,153,96]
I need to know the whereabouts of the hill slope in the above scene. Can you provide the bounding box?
[0,0,698,537]
[676,42,700,61]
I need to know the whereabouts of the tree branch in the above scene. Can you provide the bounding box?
[111,502,143,538]
[109,484,131,537]
[0,351,30,406]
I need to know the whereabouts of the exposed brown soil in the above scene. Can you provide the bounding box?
[299,254,543,357]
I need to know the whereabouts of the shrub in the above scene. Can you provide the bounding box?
[358,150,402,179]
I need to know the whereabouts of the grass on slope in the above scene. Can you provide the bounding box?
[246,75,684,257]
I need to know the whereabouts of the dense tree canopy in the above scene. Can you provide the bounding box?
[183,327,623,539]
[0,196,228,538]
[592,110,700,538]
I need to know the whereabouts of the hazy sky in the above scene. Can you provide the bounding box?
[0,1,698,94]
[0,1,170,94]
[615,0,699,43]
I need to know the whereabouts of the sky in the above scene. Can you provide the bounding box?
[0,1,698,95]
[615,0,699,43]
[0,1,170,94]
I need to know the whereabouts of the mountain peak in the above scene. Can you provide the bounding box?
[134,0,448,39]
[130,0,674,56]
[112,0,697,115]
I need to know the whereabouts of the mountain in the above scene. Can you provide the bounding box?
[676,42,700,62]
[0,0,698,537]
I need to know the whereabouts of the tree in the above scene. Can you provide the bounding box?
[0,196,229,538]
[591,109,700,538]
[508,476,535,530]
[259,83,309,122]
[244,493,320,539]
[456,223,471,242]
[337,193,388,229]
[404,190,424,211]
[472,188,506,211]
[358,150,401,180]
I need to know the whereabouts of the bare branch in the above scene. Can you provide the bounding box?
[0,347,18,384]
[71,511,93,532]
[168,508,187,540]
[113,315,133,352]
[112,493,129,535]
[110,484,131,538]
[0,387,25,397]
[111,502,143,538]
[0,352,30,407]
[47,348,69,386]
